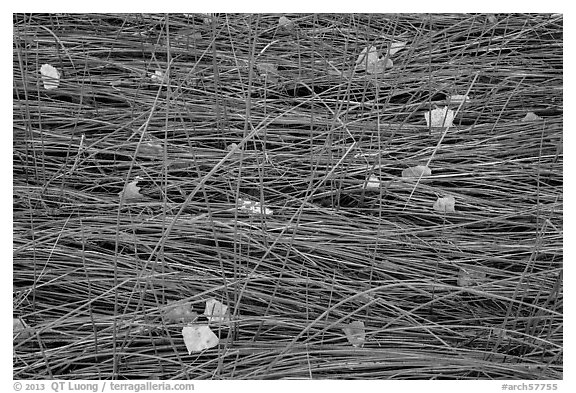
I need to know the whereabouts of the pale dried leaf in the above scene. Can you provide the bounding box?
[491,327,508,340]
[204,298,229,323]
[521,112,543,122]
[342,320,366,347]
[40,64,60,90]
[366,57,393,74]
[402,165,432,179]
[355,46,379,70]
[278,16,294,29]
[150,70,168,84]
[457,266,487,287]
[182,325,219,354]
[138,143,163,156]
[366,174,381,190]
[164,301,198,323]
[256,62,278,75]
[226,142,240,152]
[449,94,470,105]
[424,107,455,128]
[119,177,144,201]
[238,198,273,216]
[355,46,392,74]
[388,41,407,56]
[13,318,33,340]
[433,195,456,213]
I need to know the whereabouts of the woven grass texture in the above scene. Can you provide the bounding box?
[13,13,562,379]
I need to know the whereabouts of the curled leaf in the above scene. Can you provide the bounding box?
[342,321,366,347]
[433,195,456,213]
[204,298,229,323]
[182,325,219,354]
[40,64,60,90]
[402,165,432,179]
[424,106,455,128]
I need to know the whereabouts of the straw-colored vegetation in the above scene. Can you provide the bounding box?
[13,13,562,379]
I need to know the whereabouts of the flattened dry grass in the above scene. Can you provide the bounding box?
[13,13,562,379]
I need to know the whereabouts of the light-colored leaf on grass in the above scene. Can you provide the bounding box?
[433,195,456,213]
[457,266,487,287]
[278,16,294,30]
[402,165,432,179]
[366,174,381,190]
[204,298,229,323]
[449,94,470,105]
[521,112,543,122]
[164,301,198,323]
[342,320,366,347]
[182,325,219,354]
[119,177,144,201]
[13,318,33,340]
[355,46,393,74]
[150,70,167,84]
[138,142,163,156]
[238,198,273,216]
[40,64,60,90]
[388,41,407,56]
[256,62,279,83]
[425,106,455,128]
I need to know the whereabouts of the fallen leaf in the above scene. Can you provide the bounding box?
[201,13,214,25]
[449,94,470,105]
[226,142,240,152]
[40,64,60,90]
[457,266,487,287]
[13,318,33,340]
[366,174,380,190]
[402,165,432,179]
[182,325,219,354]
[150,70,167,84]
[342,321,366,347]
[204,298,229,323]
[355,46,392,74]
[256,62,279,83]
[119,177,144,201]
[238,198,274,216]
[433,195,456,213]
[137,142,163,156]
[425,106,455,128]
[388,41,407,56]
[164,301,198,323]
[491,327,508,340]
[278,16,295,31]
[355,46,379,69]
[521,112,543,122]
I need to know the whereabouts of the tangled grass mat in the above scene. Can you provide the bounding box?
[13,13,562,379]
